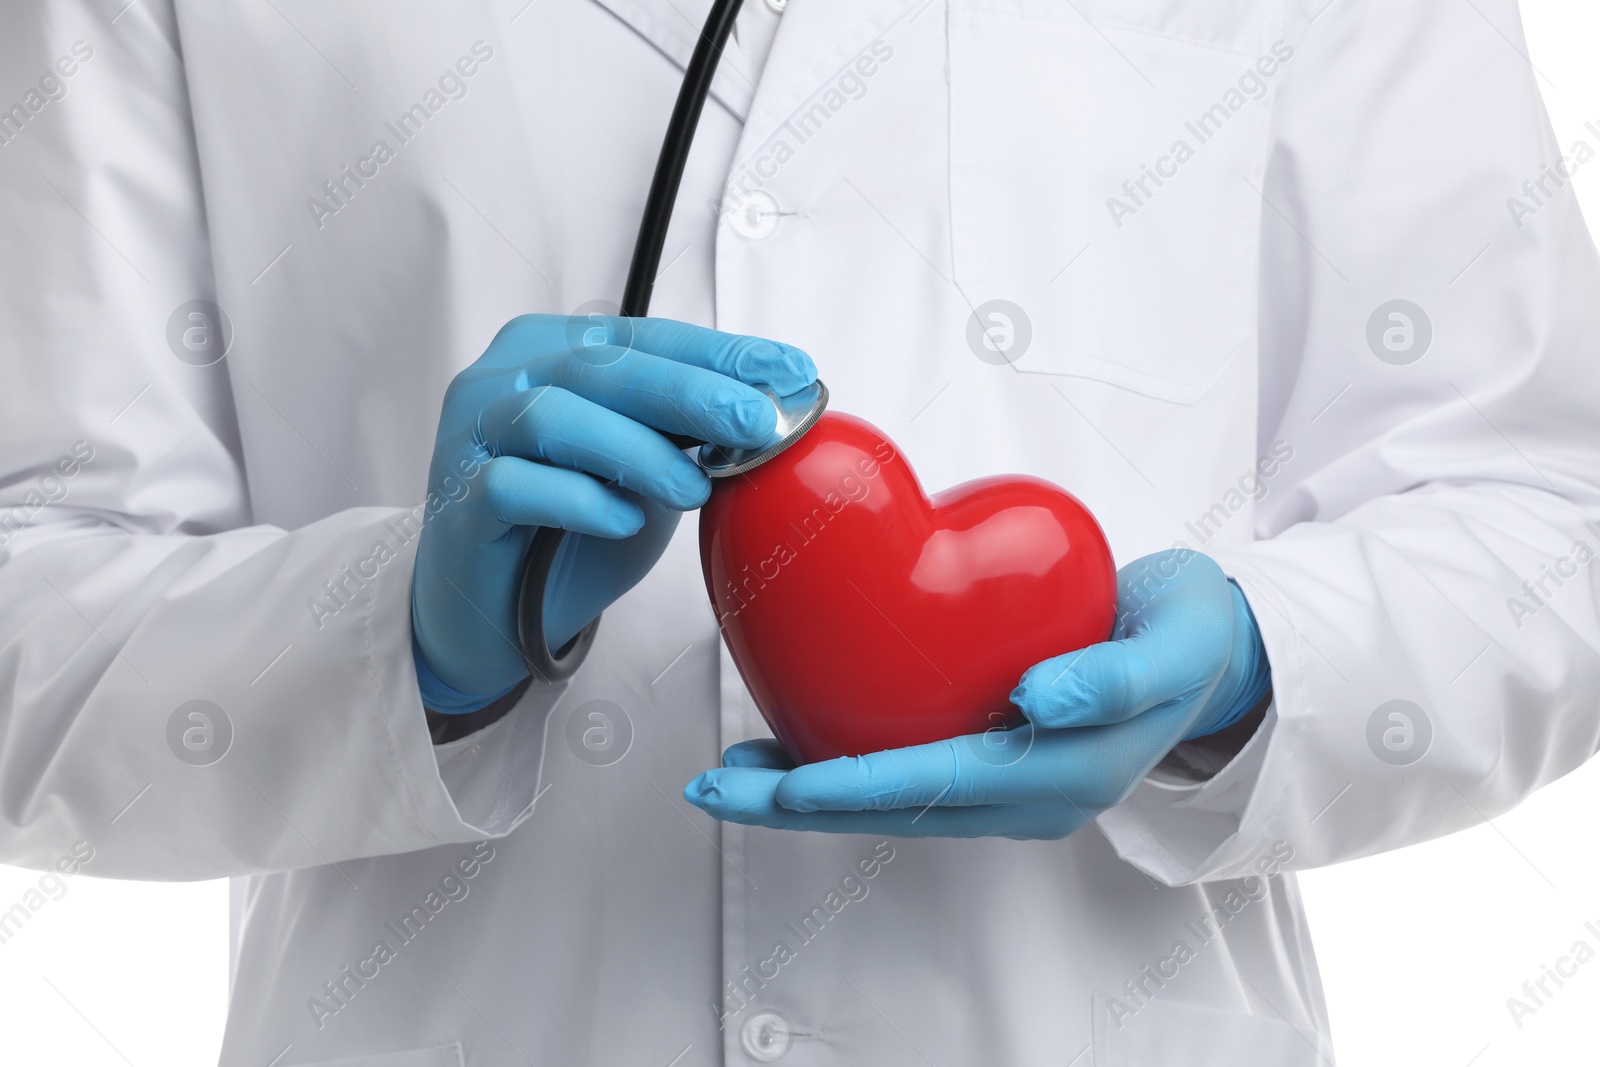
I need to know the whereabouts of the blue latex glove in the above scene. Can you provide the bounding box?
[412,314,815,713]
[685,549,1271,839]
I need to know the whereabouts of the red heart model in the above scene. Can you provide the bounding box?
[700,411,1117,765]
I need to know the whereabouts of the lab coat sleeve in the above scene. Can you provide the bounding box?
[0,2,556,880]
[1097,0,1600,883]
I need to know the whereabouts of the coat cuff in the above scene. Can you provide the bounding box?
[366,532,564,842]
[1096,557,1307,885]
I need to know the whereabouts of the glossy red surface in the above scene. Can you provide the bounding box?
[700,412,1117,765]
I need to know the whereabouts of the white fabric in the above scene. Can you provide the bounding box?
[1,0,1597,1065]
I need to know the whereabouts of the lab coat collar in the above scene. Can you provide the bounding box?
[584,0,757,117]
[584,0,914,129]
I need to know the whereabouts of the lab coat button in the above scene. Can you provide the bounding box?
[740,1009,793,1061]
[728,191,781,240]
[764,0,788,12]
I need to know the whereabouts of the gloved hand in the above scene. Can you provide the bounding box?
[685,549,1271,839]
[412,314,816,713]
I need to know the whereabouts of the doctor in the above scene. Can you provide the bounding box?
[2,0,1598,1064]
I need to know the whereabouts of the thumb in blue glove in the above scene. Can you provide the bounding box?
[1015,548,1271,743]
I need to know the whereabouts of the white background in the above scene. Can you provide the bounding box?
[3,2,1600,1065]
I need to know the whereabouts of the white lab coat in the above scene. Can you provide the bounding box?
[2,0,1598,1063]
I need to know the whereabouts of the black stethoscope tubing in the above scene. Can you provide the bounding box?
[515,0,749,680]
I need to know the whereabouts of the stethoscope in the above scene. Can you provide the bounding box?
[515,0,830,679]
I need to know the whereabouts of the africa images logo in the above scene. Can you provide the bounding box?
[305,41,496,230]
[1365,700,1432,767]
[307,842,497,1030]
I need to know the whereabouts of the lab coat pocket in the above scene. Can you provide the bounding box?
[294,1044,463,1067]
[947,0,1285,404]
[1093,993,1329,1065]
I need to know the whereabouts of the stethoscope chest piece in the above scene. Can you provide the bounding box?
[697,379,829,478]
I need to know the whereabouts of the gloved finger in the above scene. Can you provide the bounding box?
[771,736,1086,812]
[479,387,709,511]
[1010,641,1167,730]
[474,455,644,537]
[589,316,817,396]
[542,346,785,449]
[687,768,1085,840]
[770,723,1181,813]
[721,739,796,770]
[539,497,681,651]
[772,740,976,812]
[1013,557,1233,730]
